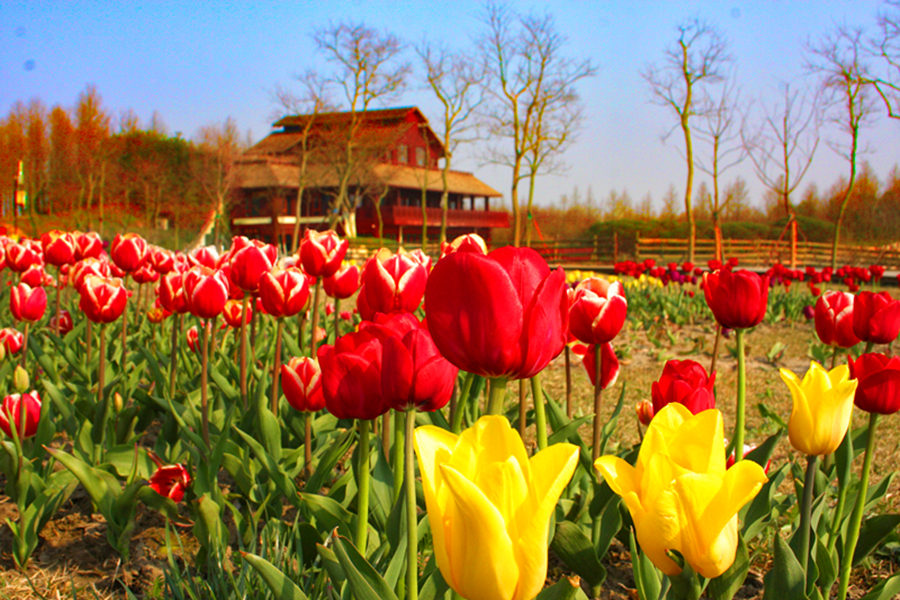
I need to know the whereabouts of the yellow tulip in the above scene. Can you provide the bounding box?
[414,415,578,600]
[780,361,858,457]
[595,403,767,579]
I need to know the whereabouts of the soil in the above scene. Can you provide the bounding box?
[1,318,898,599]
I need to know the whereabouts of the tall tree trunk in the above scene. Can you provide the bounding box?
[681,116,696,262]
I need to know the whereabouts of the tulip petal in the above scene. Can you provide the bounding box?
[670,409,726,474]
[440,464,519,600]
[414,425,460,579]
[448,415,530,486]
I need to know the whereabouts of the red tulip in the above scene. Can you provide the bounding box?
[636,400,654,426]
[259,267,311,317]
[188,245,220,269]
[146,305,170,323]
[317,327,390,420]
[186,325,200,353]
[109,233,148,273]
[0,328,24,355]
[703,268,769,329]
[79,275,128,323]
[281,356,326,412]
[132,263,159,285]
[149,246,176,274]
[228,238,276,292]
[568,277,628,344]
[378,313,458,412]
[10,283,47,322]
[20,264,49,288]
[580,342,620,390]
[356,249,428,321]
[424,245,567,380]
[0,391,41,439]
[440,233,487,259]
[651,359,716,416]
[299,229,348,278]
[182,266,230,319]
[50,310,74,336]
[848,353,900,415]
[222,298,252,328]
[73,232,104,261]
[70,258,112,293]
[852,291,900,345]
[157,271,188,314]
[40,230,76,267]
[148,462,191,503]
[323,263,361,299]
[814,290,860,348]
[5,242,41,273]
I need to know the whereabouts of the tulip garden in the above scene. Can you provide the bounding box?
[0,229,898,600]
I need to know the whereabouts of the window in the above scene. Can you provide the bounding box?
[415,146,426,166]
[398,144,408,164]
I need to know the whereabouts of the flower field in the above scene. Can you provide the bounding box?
[0,230,898,600]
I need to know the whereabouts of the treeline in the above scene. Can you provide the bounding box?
[0,86,243,247]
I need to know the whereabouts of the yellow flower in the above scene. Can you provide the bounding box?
[595,404,767,579]
[414,416,578,600]
[780,361,858,457]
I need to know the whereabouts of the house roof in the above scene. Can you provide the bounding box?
[234,157,501,198]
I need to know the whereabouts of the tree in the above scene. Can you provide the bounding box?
[741,83,819,267]
[48,106,78,216]
[73,85,111,232]
[645,19,730,261]
[478,2,594,246]
[313,22,410,237]
[807,26,874,269]
[194,117,244,248]
[417,43,484,243]
[867,0,900,118]
[695,74,744,261]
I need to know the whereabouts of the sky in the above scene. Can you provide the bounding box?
[3,0,899,216]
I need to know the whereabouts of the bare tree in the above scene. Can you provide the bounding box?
[417,43,484,243]
[741,83,819,267]
[313,22,410,237]
[478,3,595,247]
[867,0,900,118]
[645,19,730,261]
[695,73,744,261]
[807,26,874,269]
[194,117,245,249]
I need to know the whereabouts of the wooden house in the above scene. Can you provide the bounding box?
[231,107,506,248]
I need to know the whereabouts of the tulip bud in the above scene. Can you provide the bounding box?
[10,282,48,322]
[13,365,29,392]
[781,362,857,456]
[281,356,325,412]
[703,268,769,330]
[0,391,42,439]
[114,392,124,412]
[110,233,149,273]
[636,400,654,426]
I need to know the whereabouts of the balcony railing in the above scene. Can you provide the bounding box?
[360,205,509,228]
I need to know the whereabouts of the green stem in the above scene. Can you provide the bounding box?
[303,411,313,479]
[591,344,604,462]
[392,410,404,504]
[405,407,418,600]
[120,274,129,370]
[310,279,322,356]
[239,294,250,407]
[517,379,527,439]
[451,372,475,433]
[733,328,747,462]
[20,322,29,369]
[531,374,547,450]
[355,419,371,552]
[564,345,572,418]
[486,377,507,415]
[334,297,341,341]
[831,344,839,370]
[97,323,107,463]
[864,340,874,354]
[270,318,284,414]
[828,433,853,555]
[201,319,210,449]
[837,413,879,600]
[169,313,181,400]
[799,454,818,585]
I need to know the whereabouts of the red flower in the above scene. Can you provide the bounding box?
[157,271,188,314]
[222,298,251,328]
[703,268,769,329]
[852,291,900,345]
[0,328,24,355]
[258,267,311,317]
[356,249,428,320]
[182,266,230,319]
[281,356,326,412]
[50,310,74,336]
[188,245,220,269]
[227,238,276,293]
[40,230,76,267]
[299,229,348,278]
[424,245,567,380]
[146,305,170,323]
[0,391,41,439]
[651,359,716,416]
[848,353,900,415]
[109,233,148,273]
[440,233,488,259]
[378,313,458,412]
[79,275,128,323]
[5,242,41,273]
[149,247,176,274]
[73,232,104,261]
[11,283,47,322]
[323,263,361,299]
[70,258,111,293]
[186,325,200,353]
[20,264,50,288]
[636,400,654,426]
[131,263,159,284]
[317,327,390,420]
[579,342,620,390]
[148,463,191,503]
[568,277,628,344]
[814,290,860,348]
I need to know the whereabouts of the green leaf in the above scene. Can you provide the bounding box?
[241,551,309,600]
[43,446,115,511]
[629,528,661,600]
[853,514,900,566]
[550,521,605,590]
[330,533,400,600]
[814,536,838,593]
[305,427,354,494]
[859,572,900,600]
[534,576,589,600]
[763,535,806,600]
[300,493,354,539]
[707,534,749,600]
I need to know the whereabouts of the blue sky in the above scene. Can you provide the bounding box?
[3,1,898,215]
